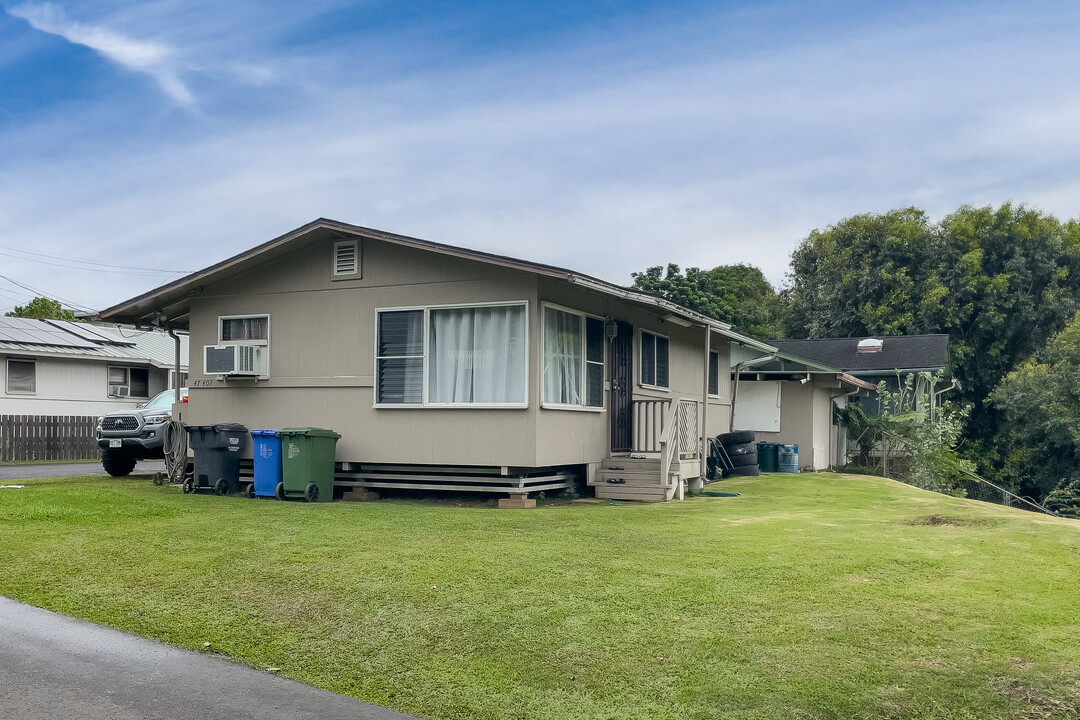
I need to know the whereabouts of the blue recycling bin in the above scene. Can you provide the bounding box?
[778,443,799,473]
[250,430,282,498]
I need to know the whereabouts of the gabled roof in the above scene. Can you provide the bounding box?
[770,335,950,374]
[99,218,776,352]
[0,316,188,368]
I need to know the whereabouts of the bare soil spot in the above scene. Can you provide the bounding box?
[991,677,1080,718]
[904,514,1005,527]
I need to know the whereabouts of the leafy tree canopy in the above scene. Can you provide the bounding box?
[631,263,785,339]
[991,312,1080,499]
[5,296,82,321]
[784,203,1080,479]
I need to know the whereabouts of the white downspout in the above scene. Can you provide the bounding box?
[698,328,711,487]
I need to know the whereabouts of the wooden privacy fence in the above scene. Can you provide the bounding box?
[0,415,99,462]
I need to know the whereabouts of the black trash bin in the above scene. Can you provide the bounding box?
[185,423,248,495]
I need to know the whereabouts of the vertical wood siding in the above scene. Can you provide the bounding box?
[0,415,99,462]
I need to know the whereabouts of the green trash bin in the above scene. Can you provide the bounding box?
[756,441,780,473]
[278,427,341,502]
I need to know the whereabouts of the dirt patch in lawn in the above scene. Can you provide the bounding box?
[904,514,1005,528]
[990,676,1080,718]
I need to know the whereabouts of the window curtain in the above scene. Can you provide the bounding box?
[429,306,525,403]
[7,361,35,393]
[543,307,582,404]
[221,317,268,341]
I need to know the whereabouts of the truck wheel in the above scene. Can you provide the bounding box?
[304,483,320,503]
[101,450,137,477]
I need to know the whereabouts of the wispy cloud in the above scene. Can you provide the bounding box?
[6,1,194,105]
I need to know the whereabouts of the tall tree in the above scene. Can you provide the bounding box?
[785,203,1080,488]
[5,296,81,321]
[991,311,1080,498]
[631,263,784,338]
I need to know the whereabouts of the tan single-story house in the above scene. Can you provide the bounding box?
[729,346,875,470]
[100,218,788,502]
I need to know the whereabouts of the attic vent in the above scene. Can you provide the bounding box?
[333,239,359,277]
[857,339,884,353]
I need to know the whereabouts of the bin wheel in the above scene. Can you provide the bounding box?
[275,482,285,501]
[244,484,255,499]
[214,478,229,496]
[304,483,320,503]
[182,480,194,494]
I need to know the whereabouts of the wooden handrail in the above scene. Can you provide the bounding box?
[659,398,698,500]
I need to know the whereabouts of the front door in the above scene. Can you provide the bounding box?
[610,320,633,453]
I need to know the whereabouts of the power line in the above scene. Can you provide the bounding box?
[0,274,99,314]
[0,244,192,275]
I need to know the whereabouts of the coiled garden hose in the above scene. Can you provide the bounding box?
[163,420,188,484]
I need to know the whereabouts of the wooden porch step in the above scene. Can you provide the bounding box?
[598,457,662,473]
[595,484,668,502]
[593,470,664,486]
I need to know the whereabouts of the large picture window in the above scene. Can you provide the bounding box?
[542,305,605,409]
[376,303,527,406]
[640,330,669,389]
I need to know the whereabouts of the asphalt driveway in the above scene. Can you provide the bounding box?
[0,460,165,481]
[0,597,421,720]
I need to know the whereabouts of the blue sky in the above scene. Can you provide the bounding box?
[1,1,1078,314]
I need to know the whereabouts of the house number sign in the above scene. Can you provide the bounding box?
[191,379,215,387]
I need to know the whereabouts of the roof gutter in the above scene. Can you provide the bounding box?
[567,275,776,353]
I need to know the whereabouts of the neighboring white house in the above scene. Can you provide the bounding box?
[0,316,189,417]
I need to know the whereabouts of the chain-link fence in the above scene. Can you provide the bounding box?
[839,427,1054,516]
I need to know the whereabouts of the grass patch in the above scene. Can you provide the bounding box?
[1,472,1079,719]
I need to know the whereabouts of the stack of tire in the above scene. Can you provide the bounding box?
[706,430,760,480]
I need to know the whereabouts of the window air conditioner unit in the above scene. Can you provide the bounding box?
[108,385,130,398]
[204,344,263,376]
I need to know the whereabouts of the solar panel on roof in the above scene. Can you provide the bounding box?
[0,317,100,348]
[45,320,134,346]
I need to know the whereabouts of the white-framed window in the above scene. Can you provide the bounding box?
[542,304,605,410]
[708,350,720,397]
[640,329,669,389]
[332,239,360,278]
[219,315,269,344]
[171,370,189,389]
[108,365,150,398]
[6,358,35,394]
[375,302,528,407]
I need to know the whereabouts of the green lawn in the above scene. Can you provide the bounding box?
[2,473,1079,720]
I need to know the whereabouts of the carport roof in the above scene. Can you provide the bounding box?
[770,335,950,374]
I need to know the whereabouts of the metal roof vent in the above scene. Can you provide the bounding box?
[856,338,884,354]
[333,239,359,277]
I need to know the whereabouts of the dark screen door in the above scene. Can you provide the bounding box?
[610,320,633,453]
